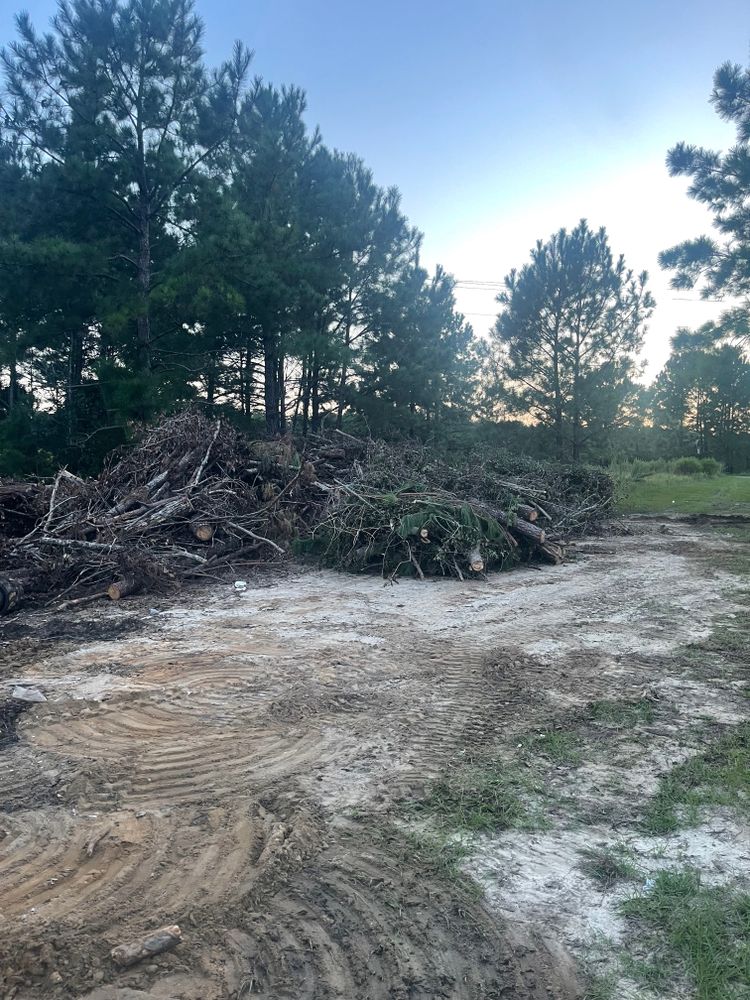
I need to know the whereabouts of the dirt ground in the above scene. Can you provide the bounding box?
[0,520,747,1000]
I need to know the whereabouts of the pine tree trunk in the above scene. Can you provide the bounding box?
[291,358,305,431]
[238,350,244,413]
[7,354,18,414]
[301,354,311,436]
[136,208,152,376]
[66,328,84,446]
[336,294,353,429]
[552,342,564,459]
[263,334,285,434]
[310,352,321,432]
[243,336,256,416]
[277,353,286,433]
[264,335,279,434]
[571,327,582,463]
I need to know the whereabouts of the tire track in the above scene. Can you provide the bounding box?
[0,571,594,999]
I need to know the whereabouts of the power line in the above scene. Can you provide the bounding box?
[454,280,503,289]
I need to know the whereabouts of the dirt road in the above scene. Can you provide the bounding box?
[0,521,746,999]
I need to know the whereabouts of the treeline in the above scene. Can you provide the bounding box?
[0,0,475,471]
[1,0,749,475]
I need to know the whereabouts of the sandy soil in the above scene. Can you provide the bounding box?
[0,520,747,999]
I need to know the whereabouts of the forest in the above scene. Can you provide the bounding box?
[1,0,749,475]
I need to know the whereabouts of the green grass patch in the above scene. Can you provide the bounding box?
[620,474,750,515]
[621,869,750,1000]
[688,610,750,664]
[619,953,671,992]
[716,523,750,544]
[578,845,641,888]
[642,723,750,834]
[415,755,547,833]
[588,698,656,729]
[403,829,473,883]
[521,729,583,765]
[583,972,618,1000]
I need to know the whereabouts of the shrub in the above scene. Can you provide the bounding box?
[672,456,703,476]
[699,457,722,477]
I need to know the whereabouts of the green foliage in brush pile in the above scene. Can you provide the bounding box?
[306,485,518,579]
[298,437,616,579]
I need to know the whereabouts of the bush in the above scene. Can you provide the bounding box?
[699,457,722,477]
[672,457,703,476]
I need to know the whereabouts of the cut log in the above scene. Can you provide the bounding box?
[190,519,214,542]
[468,547,484,572]
[538,542,565,564]
[516,504,538,522]
[110,925,182,968]
[0,577,23,615]
[107,575,137,601]
[495,512,546,545]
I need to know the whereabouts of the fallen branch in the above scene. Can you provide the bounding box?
[110,925,182,968]
[226,522,285,554]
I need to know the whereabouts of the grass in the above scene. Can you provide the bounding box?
[578,845,641,888]
[521,729,582,765]
[697,611,750,656]
[415,754,548,833]
[685,610,750,678]
[587,698,656,729]
[403,829,473,883]
[620,473,750,515]
[642,723,750,834]
[717,523,750,544]
[583,973,618,1000]
[619,953,671,992]
[621,869,750,1000]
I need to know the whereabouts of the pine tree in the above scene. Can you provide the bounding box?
[491,220,653,461]
[660,57,750,341]
[1,0,251,380]
[652,327,750,470]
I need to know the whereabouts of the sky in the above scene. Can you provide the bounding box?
[3,0,749,380]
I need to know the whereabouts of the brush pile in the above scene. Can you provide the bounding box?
[0,411,616,611]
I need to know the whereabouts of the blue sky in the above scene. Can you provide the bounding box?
[3,0,749,377]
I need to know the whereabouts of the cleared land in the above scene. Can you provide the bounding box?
[0,520,749,999]
[620,473,750,515]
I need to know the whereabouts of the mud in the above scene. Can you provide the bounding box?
[0,521,744,999]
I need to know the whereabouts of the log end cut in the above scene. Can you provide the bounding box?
[107,575,137,601]
[190,520,215,542]
[468,547,485,573]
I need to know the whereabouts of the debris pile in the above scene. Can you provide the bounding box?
[305,438,614,578]
[0,411,616,610]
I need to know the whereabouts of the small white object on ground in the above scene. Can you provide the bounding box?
[233,580,248,592]
[11,685,46,702]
